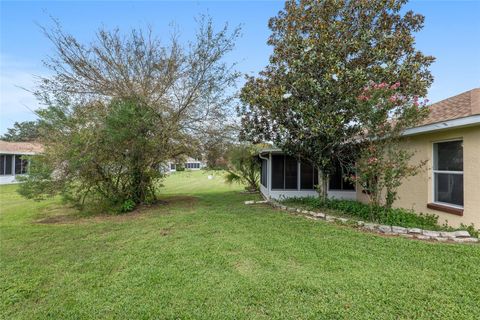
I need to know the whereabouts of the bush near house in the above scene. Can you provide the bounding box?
[281,197,479,237]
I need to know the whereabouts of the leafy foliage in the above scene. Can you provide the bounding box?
[1,121,40,142]
[19,17,240,212]
[224,144,261,191]
[352,82,429,208]
[282,196,443,230]
[238,0,435,198]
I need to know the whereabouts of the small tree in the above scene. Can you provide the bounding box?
[19,17,240,211]
[353,82,429,209]
[224,144,260,192]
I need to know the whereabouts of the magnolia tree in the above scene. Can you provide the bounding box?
[352,82,429,209]
[238,0,435,199]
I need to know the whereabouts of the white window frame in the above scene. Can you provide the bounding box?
[432,139,464,209]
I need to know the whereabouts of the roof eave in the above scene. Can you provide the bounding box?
[402,114,480,137]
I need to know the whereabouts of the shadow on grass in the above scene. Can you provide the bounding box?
[34,195,200,225]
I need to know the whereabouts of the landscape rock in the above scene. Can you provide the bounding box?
[378,225,392,233]
[423,230,441,237]
[391,226,407,234]
[454,230,471,238]
[453,237,478,243]
[363,223,377,231]
[440,231,455,238]
[325,215,336,222]
[314,212,326,219]
[407,228,423,235]
[268,202,478,245]
[415,235,431,240]
[399,234,414,238]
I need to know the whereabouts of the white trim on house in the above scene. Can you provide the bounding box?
[431,139,464,209]
[403,115,480,137]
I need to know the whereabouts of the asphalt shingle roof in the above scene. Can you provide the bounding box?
[421,88,480,125]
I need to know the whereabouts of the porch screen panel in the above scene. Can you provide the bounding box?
[4,155,12,175]
[329,166,342,190]
[271,155,284,189]
[261,159,267,187]
[284,155,298,189]
[300,161,314,190]
[0,155,4,175]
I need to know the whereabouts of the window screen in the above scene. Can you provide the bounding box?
[300,161,314,190]
[15,155,28,174]
[433,140,463,206]
[261,159,267,187]
[271,155,285,189]
[285,156,298,189]
[0,155,4,175]
[329,161,355,191]
[3,155,13,175]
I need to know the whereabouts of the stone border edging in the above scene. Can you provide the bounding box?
[244,200,478,244]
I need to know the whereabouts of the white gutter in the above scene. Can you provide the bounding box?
[402,115,480,137]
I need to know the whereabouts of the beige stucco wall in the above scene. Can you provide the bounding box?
[356,125,480,229]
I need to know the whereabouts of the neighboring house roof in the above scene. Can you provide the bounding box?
[421,88,480,125]
[0,141,44,155]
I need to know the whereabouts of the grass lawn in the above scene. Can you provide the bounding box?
[1,170,479,319]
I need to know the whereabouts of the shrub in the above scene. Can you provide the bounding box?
[281,197,441,230]
[119,199,136,213]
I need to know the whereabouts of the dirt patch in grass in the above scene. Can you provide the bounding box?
[35,195,199,225]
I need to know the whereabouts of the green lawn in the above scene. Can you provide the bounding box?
[1,171,479,319]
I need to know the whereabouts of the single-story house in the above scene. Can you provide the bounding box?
[0,141,43,185]
[165,157,206,172]
[259,88,480,228]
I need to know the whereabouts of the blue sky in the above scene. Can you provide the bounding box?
[1,0,479,134]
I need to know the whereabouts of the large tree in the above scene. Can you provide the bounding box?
[1,121,40,142]
[19,17,240,211]
[239,0,434,198]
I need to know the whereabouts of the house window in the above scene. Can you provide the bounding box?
[271,154,298,190]
[300,161,318,190]
[329,161,355,191]
[185,162,200,169]
[433,140,463,207]
[0,155,13,175]
[260,159,267,187]
[170,163,176,170]
[14,155,29,174]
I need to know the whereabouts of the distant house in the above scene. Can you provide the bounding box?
[165,157,206,173]
[260,88,480,228]
[0,141,43,185]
